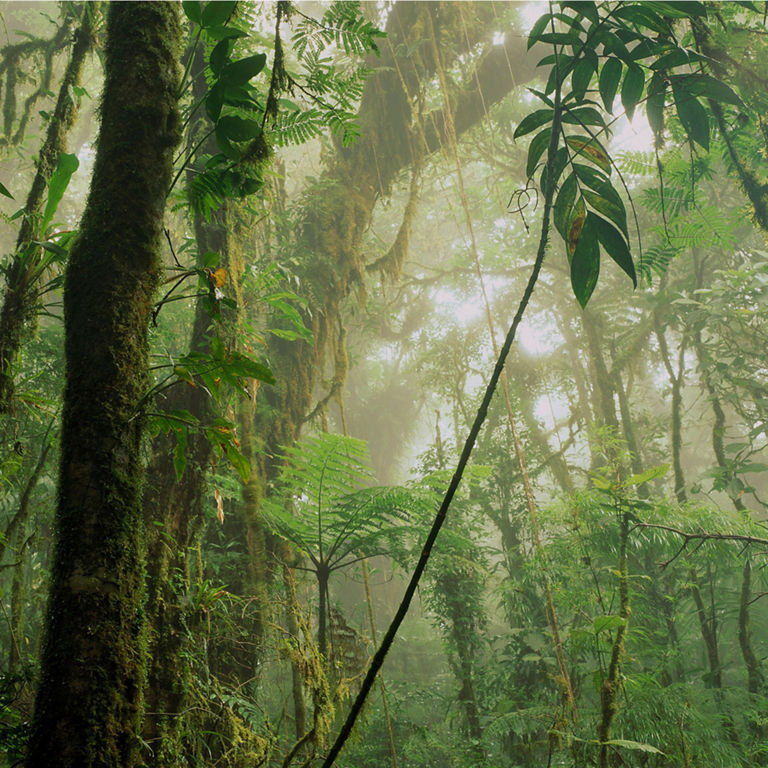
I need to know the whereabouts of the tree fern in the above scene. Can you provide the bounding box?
[265,433,433,572]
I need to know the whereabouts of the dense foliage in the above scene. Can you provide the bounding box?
[1,2,768,767]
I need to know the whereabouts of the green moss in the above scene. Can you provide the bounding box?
[26,4,182,766]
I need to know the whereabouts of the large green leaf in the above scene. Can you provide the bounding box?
[514,109,553,140]
[526,128,551,179]
[598,57,622,113]
[565,135,611,173]
[0,180,13,199]
[571,58,594,102]
[220,53,267,87]
[181,0,202,24]
[672,81,709,149]
[201,0,235,27]
[570,212,600,307]
[646,72,666,137]
[621,63,644,121]
[670,73,742,107]
[554,173,578,240]
[216,115,262,142]
[41,152,79,233]
[595,215,636,286]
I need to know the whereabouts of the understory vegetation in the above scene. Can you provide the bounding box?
[2,2,768,767]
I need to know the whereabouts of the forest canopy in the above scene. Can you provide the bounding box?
[1,2,768,767]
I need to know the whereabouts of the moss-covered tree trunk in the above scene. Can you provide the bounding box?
[0,5,97,412]
[256,2,535,478]
[25,5,181,767]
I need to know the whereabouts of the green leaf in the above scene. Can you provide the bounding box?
[173,365,196,387]
[612,5,671,35]
[603,739,662,754]
[554,173,578,240]
[621,64,644,121]
[206,81,224,122]
[168,409,198,425]
[201,0,236,27]
[562,1,598,24]
[216,115,262,142]
[227,443,251,483]
[32,240,67,257]
[672,82,709,149]
[571,58,594,102]
[526,128,551,179]
[651,1,707,18]
[599,58,622,113]
[670,73,742,107]
[42,153,79,232]
[650,48,699,71]
[214,126,239,160]
[566,192,586,257]
[646,72,666,137]
[222,352,276,384]
[593,614,626,634]
[574,163,628,235]
[595,216,636,286]
[182,0,202,24]
[209,38,231,75]
[527,13,551,49]
[565,136,611,173]
[583,189,628,239]
[571,212,600,307]
[537,31,581,46]
[0,180,13,199]
[220,53,267,87]
[514,109,553,140]
[561,106,605,127]
[625,463,669,487]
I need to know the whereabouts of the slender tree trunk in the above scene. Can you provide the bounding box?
[690,567,739,744]
[0,5,97,412]
[654,320,687,503]
[738,559,763,696]
[597,507,630,768]
[26,6,181,767]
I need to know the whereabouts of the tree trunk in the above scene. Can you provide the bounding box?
[26,5,181,767]
[0,5,97,412]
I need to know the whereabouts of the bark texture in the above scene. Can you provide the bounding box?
[26,5,181,767]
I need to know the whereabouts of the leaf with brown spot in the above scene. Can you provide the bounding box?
[567,195,586,258]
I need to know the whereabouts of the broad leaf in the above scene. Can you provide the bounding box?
[42,152,79,232]
[595,215,636,286]
[201,0,236,28]
[571,212,600,307]
[514,109,553,140]
[565,135,611,173]
[526,128,551,179]
[621,63,644,121]
[672,82,709,149]
[220,53,267,87]
[598,57,622,113]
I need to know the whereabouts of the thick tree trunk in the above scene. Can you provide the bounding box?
[26,5,181,767]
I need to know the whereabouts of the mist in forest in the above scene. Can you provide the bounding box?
[1,2,768,767]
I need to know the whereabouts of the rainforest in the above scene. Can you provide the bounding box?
[1,1,768,766]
